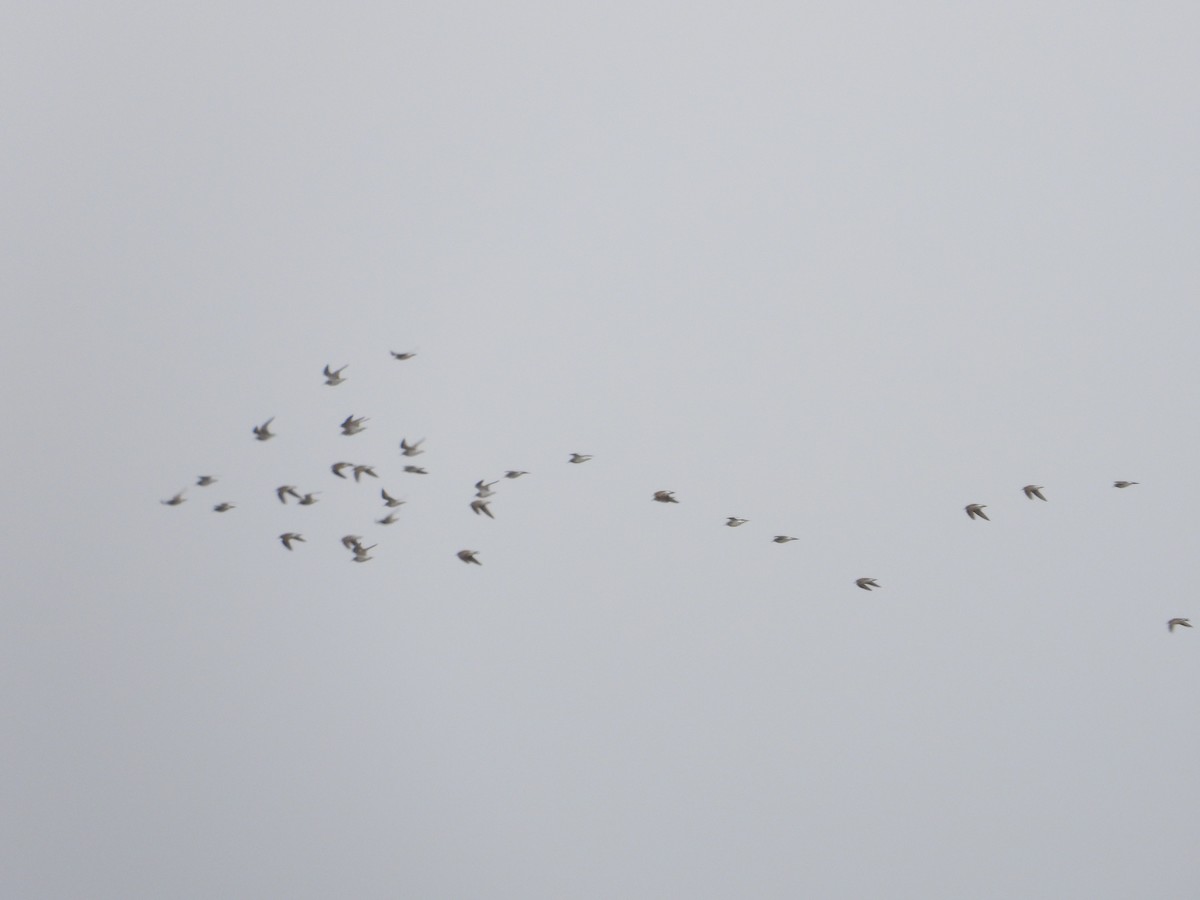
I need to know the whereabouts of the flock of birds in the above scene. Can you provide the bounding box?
[159,351,1190,633]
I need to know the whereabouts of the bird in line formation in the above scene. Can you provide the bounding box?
[160,354,1183,630]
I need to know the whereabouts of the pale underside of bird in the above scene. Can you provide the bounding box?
[568,453,592,463]
[773,535,797,543]
[253,417,275,441]
[280,532,305,550]
[471,498,494,519]
[196,475,217,487]
[1022,485,1047,501]
[353,465,378,482]
[390,350,416,360]
[856,577,881,591]
[352,543,377,562]
[475,479,498,497]
[161,491,186,506]
[457,549,482,565]
[323,364,348,386]
[381,489,405,507]
[965,503,989,521]
[331,461,354,478]
[1114,481,1139,488]
[276,485,302,504]
[340,414,369,435]
[400,438,424,457]
[504,470,529,479]
[341,534,364,551]
[377,511,400,525]
[213,502,235,512]
[404,465,429,475]
[298,492,320,505]
[1168,618,1191,632]
[653,490,679,503]
[726,517,749,527]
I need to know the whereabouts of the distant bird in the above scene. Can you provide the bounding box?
[352,465,378,482]
[252,417,275,441]
[400,438,425,457]
[323,364,348,386]
[377,511,401,525]
[298,492,321,506]
[196,475,217,487]
[276,485,302,504]
[652,490,679,503]
[504,470,529,479]
[1022,485,1047,501]
[341,534,364,551]
[390,350,417,360]
[855,577,881,591]
[213,502,235,512]
[404,465,429,475]
[568,453,593,464]
[340,414,368,436]
[470,498,494,519]
[161,491,186,506]
[965,503,990,521]
[381,489,405,508]
[280,532,305,550]
[772,535,797,543]
[457,549,482,565]
[331,461,354,479]
[475,479,498,498]
[1168,618,1192,633]
[726,517,749,527]
[352,543,377,562]
[1114,481,1139,489]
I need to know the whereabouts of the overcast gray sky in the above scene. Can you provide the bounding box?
[5,2,1200,897]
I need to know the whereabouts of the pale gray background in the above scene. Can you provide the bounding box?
[4,2,1200,898]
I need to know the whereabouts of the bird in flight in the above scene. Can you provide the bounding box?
[280,533,305,550]
[253,417,275,441]
[340,414,368,436]
[331,461,354,479]
[298,492,321,506]
[390,350,417,360]
[377,511,401,525]
[213,502,235,512]
[568,453,592,463]
[196,475,217,487]
[855,577,881,591]
[352,543,377,562]
[341,535,364,551]
[381,489,405,508]
[965,503,990,521]
[403,465,429,475]
[475,479,498,498]
[1168,618,1191,632]
[726,517,749,527]
[457,549,482,565]
[504,470,529,479]
[470,498,495,519]
[276,485,302,504]
[652,490,679,503]
[400,438,425,457]
[352,465,378,483]
[323,364,348,386]
[1022,485,1047,501]
[161,491,186,506]
[1114,481,1139,489]
[772,535,798,544]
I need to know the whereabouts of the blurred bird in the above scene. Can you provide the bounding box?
[475,479,498,498]
[280,533,305,550]
[470,498,494,519]
[196,475,217,487]
[400,438,425,457]
[352,465,378,482]
[331,461,354,479]
[161,491,186,506]
[726,517,749,527]
[323,364,348,386]
[390,350,417,360]
[568,453,592,463]
[341,535,364,551]
[1168,618,1191,632]
[772,535,797,543]
[340,414,368,436]
[504,470,529,479]
[253,417,275,441]
[652,490,679,503]
[352,543,377,562]
[404,465,429,475]
[1022,485,1047,501]
[457,549,482,565]
[856,577,881,591]
[377,511,401,525]
[276,485,302,504]
[298,492,320,506]
[381,489,405,508]
[1114,481,1139,489]
[213,502,235,512]
[965,503,990,521]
